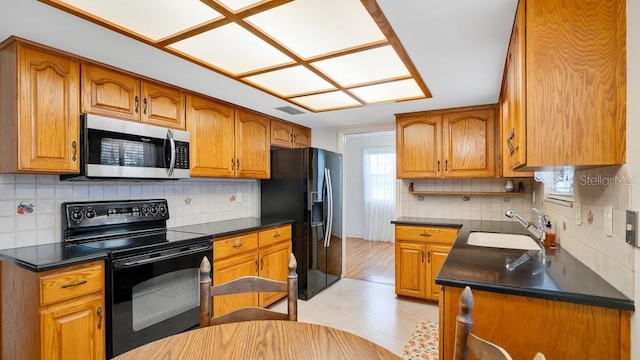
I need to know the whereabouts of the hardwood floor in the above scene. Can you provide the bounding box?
[345,237,394,285]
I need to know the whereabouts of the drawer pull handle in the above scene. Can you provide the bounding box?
[274,232,280,238]
[97,307,103,329]
[232,241,243,248]
[61,279,87,289]
[420,233,432,237]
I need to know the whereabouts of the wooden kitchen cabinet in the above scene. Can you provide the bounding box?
[396,105,496,179]
[81,62,186,130]
[0,37,80,174]
[212,225,292,316]
[1,260,105,359]
[440,285,631,360]
[186,94,270,179]
[271,119,311,148]
[502,0,625,170]
[235,109,270,179]
[394,225,458,301]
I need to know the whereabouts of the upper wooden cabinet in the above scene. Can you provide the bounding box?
[503,0,625,170]
[235,109,270,179]
[396,105,496,179]
[81,62,186,130]
[270,119,311,148]
[186,94,270,179]
[0,38,80,174]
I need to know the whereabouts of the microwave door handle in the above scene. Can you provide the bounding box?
[166,129,176,177]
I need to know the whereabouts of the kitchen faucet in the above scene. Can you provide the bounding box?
[504,208,548,272]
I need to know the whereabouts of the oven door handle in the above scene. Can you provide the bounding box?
[113,243,212,269]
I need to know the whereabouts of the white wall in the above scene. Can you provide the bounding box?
[311,127,341,153]
[626,0,640,356]
[344,132,395,238]
[0,175,258,249]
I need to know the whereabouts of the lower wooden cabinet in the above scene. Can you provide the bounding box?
[212,225,292,317]
[1,260,105,359]
[395,225,458,301]
[440,285,631,360]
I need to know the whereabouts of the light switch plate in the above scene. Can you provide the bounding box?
[575,202,582,225]
[604,206,613,237]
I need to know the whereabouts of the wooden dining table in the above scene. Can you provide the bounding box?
[113,320,401,359]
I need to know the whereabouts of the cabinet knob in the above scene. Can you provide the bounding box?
[421,250,425,263]
[437,160,440,172]
[231,158,235,170]
[260,257,264,271]
[143,97,148,114]
[445,160,449,172]
[135,96,139,113]
[237,158,240,171]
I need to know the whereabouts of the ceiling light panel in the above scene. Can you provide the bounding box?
[58,0,221,41]
[312,46,410,87]
[169,23,293,75]
[244,66,335,97]
[214,0,264,12]
[290,91,361,112]
[246,0,385,58]
[350,79,424,104]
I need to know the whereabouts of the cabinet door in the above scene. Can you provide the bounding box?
[141,81,186,130]
[186,94,235,177]
[81,62,140,121]
[396,114,442,178]
[292,125,311,148]
[270,119,293,148]
[212,251,259,317]
[235,109,270,179]
[507,0,527,170]
[40,295,105,360]
[395,241,427,299]
[258,240,292,307]
[17,44,80,173]
[426,245,450,301]
[442,108,495,178]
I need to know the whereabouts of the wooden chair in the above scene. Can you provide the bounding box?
[454,286,546,360]
[199,253,298,327]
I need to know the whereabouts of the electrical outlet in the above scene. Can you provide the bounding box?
[626,210,638,246]
[575,202,582,225]
[604,206,613,237]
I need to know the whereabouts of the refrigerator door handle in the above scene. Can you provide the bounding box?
[324,168,334,248]
[323,168,330,248]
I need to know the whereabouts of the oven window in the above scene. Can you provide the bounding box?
[131,268,199,331]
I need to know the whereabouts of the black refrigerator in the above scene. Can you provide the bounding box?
[261,147,342,300]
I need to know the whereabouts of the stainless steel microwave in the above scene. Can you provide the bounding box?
[62,114,190,180]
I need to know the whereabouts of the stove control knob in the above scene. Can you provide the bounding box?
[85,208,96,219]
[141,204,150,216]
[158,204,167,216]
[150,204,158,216]
[70,208,83,223]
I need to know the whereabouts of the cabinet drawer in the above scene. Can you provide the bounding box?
[395,225,459,245]
[214,233,258,260]
[40,262,104,306]
[259,225,292,247]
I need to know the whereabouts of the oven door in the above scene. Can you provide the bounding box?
[109,241,212,358]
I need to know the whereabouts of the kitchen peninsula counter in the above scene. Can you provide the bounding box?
[391,217,634,311]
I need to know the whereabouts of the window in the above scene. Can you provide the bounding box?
[534,168,574,206]
[363,147,396,201]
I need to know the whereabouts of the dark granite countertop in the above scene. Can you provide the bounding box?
[0,217,293,273]
[391,217,634,311]
[0,243,108,272]
[169,217,293,239]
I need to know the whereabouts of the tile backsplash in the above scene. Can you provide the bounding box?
[537,165,634,298]
[0,174,258,250]
[399,178,533,221]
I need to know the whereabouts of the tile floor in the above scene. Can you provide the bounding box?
[271,278,439,356]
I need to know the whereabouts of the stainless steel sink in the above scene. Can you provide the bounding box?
[467,232,540,251]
